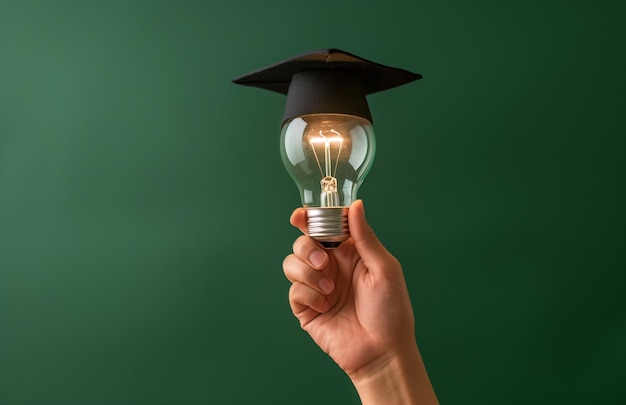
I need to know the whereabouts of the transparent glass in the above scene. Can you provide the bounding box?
[280,114,376,208]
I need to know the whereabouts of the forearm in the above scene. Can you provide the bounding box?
[350,345,439,405]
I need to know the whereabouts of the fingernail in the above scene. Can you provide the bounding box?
[309,250,327,268]
[318,278,335,295]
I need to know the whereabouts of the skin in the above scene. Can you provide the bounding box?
[282,200,439,404]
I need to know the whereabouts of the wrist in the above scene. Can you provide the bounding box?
[349,344,439,405]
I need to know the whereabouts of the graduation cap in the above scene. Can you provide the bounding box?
[232,48,422,125]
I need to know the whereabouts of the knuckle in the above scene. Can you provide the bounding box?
[293,235,316,258]
[282,255,296,279]
[293,235,309,250]
[288,282,300,301]
[282,254,294,271]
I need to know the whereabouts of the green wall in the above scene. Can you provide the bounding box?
[1,1,624,404]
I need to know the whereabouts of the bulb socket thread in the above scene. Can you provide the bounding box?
[306,207,350,248]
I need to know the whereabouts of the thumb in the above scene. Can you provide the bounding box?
[289,207,308,235]
[348,200,395,270]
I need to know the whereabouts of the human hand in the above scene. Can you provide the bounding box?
[282,200,438,404]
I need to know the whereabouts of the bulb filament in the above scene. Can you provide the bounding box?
[310,129,343,207]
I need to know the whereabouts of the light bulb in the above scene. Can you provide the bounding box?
[233,49,421,248]
[281,113,375,248]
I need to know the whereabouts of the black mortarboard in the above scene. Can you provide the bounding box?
[232,48,422,124]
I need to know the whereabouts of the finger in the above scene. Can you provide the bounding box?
[290,207,308,235]
[283,254,335,295]
[292,235,328,269]
[289,282,329,317]
[348,200,398,271]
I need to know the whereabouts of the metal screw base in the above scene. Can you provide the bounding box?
[306,207,349,249]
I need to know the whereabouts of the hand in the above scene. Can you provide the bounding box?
[282,200,438,404]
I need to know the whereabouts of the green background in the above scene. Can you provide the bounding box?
[1,0,624,404]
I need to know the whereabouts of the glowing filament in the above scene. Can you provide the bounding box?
[309,129,343,207]
[309,129,343,178]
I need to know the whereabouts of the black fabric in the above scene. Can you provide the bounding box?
[283,70,372,123]
[232,49,421,124]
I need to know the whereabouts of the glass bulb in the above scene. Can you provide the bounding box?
[280,113,376,248]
